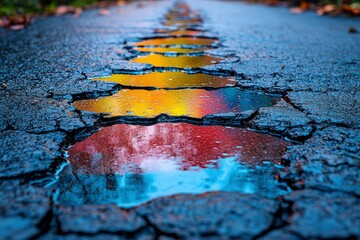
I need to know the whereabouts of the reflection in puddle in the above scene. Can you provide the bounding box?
[133,37,217,47]
[131,54,222,68]
[54,123,290,208]
[134,47,208,54]
[93,71,236,88]
[155,29,203,36]
[165,12,199,20]
[164,19,201,26]
[73,88,275,118]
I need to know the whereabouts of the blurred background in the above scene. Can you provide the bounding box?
[0,0,126,16]
[0,0,359,30]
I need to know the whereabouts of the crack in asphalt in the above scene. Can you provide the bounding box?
[3,0,359,239]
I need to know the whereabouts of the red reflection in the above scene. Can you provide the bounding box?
[69,123,290,175]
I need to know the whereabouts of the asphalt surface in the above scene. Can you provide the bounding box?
[1,0,360,239]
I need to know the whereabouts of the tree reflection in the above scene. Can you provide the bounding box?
[54,123,290,208]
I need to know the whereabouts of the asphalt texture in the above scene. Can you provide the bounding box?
[1,0,360,239]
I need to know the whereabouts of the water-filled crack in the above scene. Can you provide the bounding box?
[47,0,293,209]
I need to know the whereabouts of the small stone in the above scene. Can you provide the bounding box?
[349,27,357,33]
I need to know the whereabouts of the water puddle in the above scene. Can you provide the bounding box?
[165,12,199,20]
[53,123,290,208]
[130,54,222,68]
[154,29,203,36]
[133,37,218,47]
[73,88,275,118]
[93,71,236,89]
[134,47,209,54]
[53,1,292,209]
[163,19,202,26]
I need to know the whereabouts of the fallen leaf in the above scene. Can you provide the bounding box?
[98,9,110,16]
[300,1,310,10]
[9,25,25,30]
[317,4,336,16]
[291,7,303,14]
[266,0,279,6]
[117,0,126,6]
[0,18,10,28]
[55,5,82,17]
[1,15,32,30]
[343,4,360,16]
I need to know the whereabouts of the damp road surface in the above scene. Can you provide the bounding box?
[68,2,287,206]
[1,0,360,239]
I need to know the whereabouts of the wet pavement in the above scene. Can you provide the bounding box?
[1,0,360,239]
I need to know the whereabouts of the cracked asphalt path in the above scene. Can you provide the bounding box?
[1,0,359,239]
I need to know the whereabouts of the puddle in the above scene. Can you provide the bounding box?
[130,54,222,68]
[164,19,201,26]
[165,12,199,20]
[53,123,291,208]
[93,72,236,89]
[73,88,275,118]
[134,47,208,54]
[54,1,290,210]
[155,29,203,36]
[133,37,217,47]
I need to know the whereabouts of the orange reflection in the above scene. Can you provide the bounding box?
[73,88,274,118]
[133,37,217,47]
[69,123,290,175]
[94,72,236,88]
[130,54,222,68]
[164,19,201,26]
[134,47,208,54]
[155,29,203,37]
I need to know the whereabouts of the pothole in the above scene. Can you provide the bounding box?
[73,88,276,118]
[134,46,209,54]
[130,53,223,68]
[92,71,236,88]
[132,37,218,47]
[53,123,291,208]
[163,19,202,26]
[48,1,293,210]
[154,29,203,36]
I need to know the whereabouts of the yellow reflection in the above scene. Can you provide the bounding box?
[134,47,208,54]
[133,37,217,47]
[73,89,228,118]
[94,72,236,88]
[130,54,222,68]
